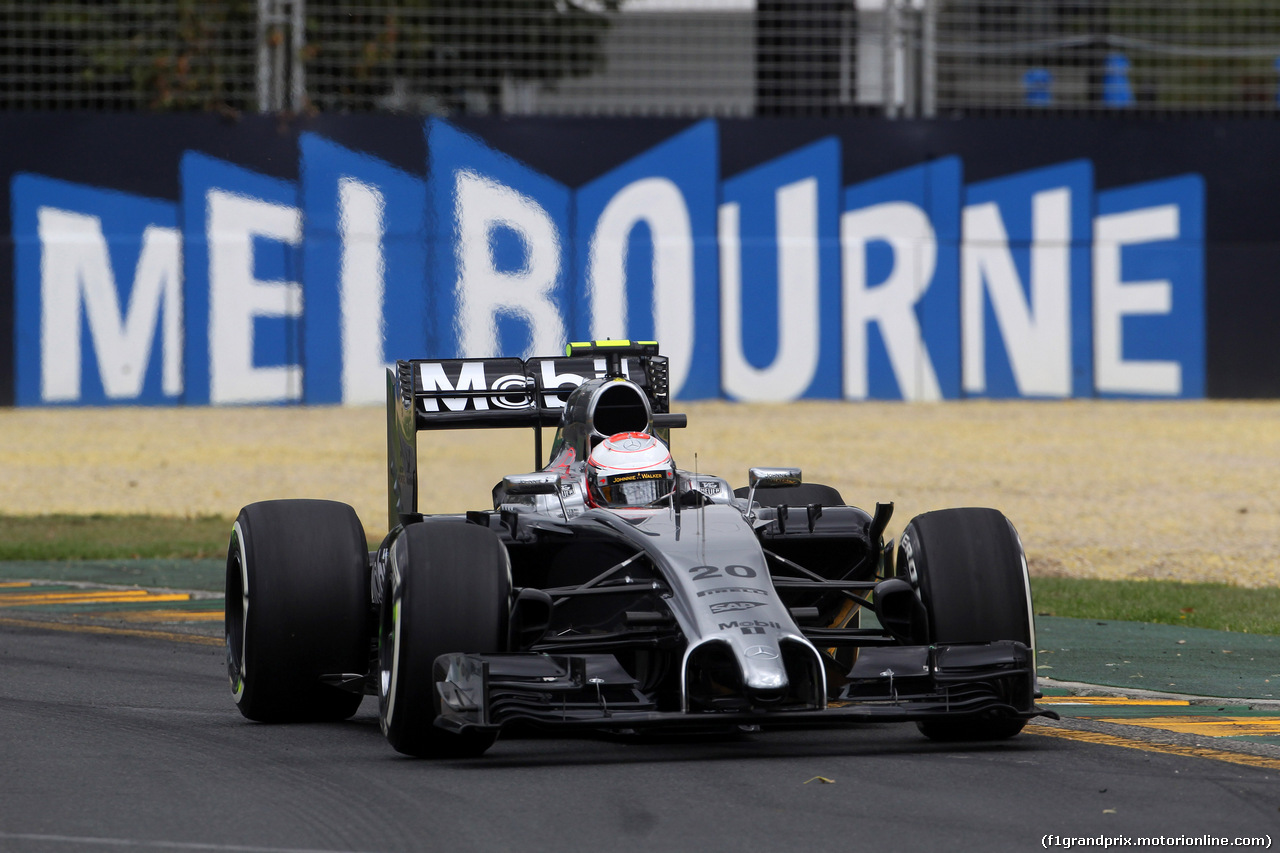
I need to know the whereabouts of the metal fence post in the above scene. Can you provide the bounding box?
[290,0,306,112]
[902,0,918,118]
[883,0,900,118]
[257,0,304,113]
[257,0,273,112]
[922,0,937,117]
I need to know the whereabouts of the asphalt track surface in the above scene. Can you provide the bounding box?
[3,619,1280,853]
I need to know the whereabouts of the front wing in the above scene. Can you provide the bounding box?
[431,641,1058,734]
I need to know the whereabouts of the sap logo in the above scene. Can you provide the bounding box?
[709,601,764,614]
[696,587,768,598]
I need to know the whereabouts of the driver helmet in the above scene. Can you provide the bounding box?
[586,432,675,508]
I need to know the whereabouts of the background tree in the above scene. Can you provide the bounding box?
[304,0,621,113]
[1,0,618,113]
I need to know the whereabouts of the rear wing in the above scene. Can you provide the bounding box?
[387,341,679,528]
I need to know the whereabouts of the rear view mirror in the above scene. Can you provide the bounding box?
[502,473,560,496]
[744,467,802,519]
[748,467,802,489]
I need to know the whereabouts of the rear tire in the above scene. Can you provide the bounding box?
[897,507,1033,742]
[378,522,511,758]
[225,500,369,723]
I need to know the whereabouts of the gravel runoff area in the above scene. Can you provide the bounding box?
[1,401,1275,587]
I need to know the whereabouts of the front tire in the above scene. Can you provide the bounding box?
[225,499,369,723]
[898,507,1034,742]
[378,522,511,758]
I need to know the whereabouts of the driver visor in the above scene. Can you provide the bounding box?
[598,471,674,507]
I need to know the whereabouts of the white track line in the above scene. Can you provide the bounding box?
[0,833,379,853]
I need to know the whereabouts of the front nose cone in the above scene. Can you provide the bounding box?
[687,641,790,711]
[745,684,787,706]
[741,648,788,707]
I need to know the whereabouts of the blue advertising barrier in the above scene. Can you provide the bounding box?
[1,114,1257,405]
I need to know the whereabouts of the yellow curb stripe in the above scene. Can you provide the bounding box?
[1026,724,1280,771]
[113,610,224,623]
[1098,716,1280,737]
[0,591,192,607]
[0,589,155,603]
[1040,697,1192,706]
[0,616,223,647]
[0,582,33,589]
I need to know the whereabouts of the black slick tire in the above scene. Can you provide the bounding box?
[225,499,369,723]
[378,522,511,758]
[897,507,1033,742]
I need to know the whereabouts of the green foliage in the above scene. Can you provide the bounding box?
[954,0,1280,108]
[41,0,258,110]
[30,0,622,113]
[304,0,622,113]
[1031,576,1280,636]
[1104,0,1280,108]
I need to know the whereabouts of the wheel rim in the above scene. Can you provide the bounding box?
[377,560,402,735]
[225,522,250,703]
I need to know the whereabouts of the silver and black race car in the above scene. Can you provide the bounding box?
[225,341,1056,757]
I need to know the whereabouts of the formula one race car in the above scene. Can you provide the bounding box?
[225,341,1055,757]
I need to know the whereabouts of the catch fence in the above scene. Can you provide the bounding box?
[2,1,1278,116]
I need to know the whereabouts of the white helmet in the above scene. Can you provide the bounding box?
[586,432,675,508]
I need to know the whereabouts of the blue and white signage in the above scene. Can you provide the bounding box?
[300,133,430,405]
[573,120,720,400]
[181,152,303,405]
[1092,174,1205,398]
[842,156,962,401]
[12,175,181,405]
[962,160,1095,399]
[10,119,1207,405]
[720,137,842,402]
[427,118,573,364]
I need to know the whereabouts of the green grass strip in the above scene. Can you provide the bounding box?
[2,515,1277,635]
[0,514,391,560]
[1031,576,1280,636]
[0,515,235,560]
